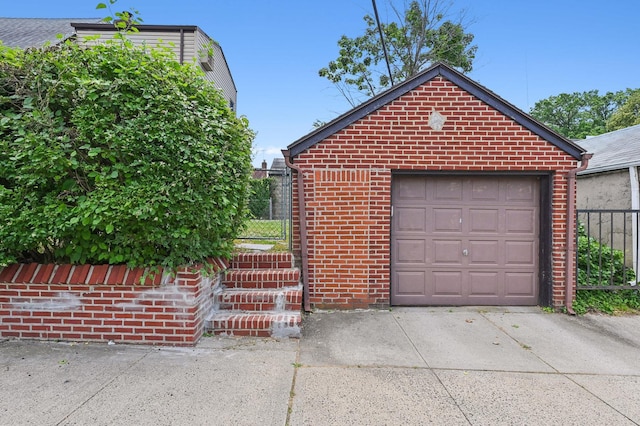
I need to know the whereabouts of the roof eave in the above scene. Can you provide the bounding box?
[71,23,199,32]
[578,161,640,176]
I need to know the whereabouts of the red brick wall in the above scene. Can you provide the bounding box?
[291,77,577,308]
[0,259,226,345]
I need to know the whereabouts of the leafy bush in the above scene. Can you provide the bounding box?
[574,223,639,314]
[576,223,636,286]
[0,40,254,269]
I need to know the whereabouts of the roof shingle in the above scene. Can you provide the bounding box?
[577,124,640,175]
[0,17,101,49]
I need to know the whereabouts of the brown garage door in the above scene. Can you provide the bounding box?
[391,175,539,306]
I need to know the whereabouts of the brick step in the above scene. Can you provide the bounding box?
[223,268,300,289]
[206,311,302,338]
[230,252,294,270]
[217,287,302,312]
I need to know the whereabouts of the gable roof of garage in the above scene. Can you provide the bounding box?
[287,62,585,160]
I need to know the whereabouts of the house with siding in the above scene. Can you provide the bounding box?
[268,158,290,221]
[576,124,640,274]
[0,18,237,111]
[72,23,237,111]
[284,62,589,311]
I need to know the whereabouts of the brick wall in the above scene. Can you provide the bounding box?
[0,259,227,346]
[291,76,578,309]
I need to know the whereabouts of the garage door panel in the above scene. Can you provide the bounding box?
[504,272,536,296]
[469,209,499,233]
[468,272,499,296]
[505,209,536,233]
[395,239,426,264]
[505,241,535,265]
[434,178,463,200]
[468,240,499,265]
[397,207,426,232]
[433,208,462,232]
[506,180,536,202]
[392,175,539,306]
[395,271,426,295]
[433,271,462,296]
[470,178,500,201]
[433,240,462,264]
[396,178,427,200]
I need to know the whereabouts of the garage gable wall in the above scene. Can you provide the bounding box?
[291,75,578,309]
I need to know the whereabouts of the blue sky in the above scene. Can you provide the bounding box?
[2,1,639,167]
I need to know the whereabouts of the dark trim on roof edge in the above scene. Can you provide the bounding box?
[72,23,199,32]
[287,62,585,160]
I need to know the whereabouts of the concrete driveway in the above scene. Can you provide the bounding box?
[2,307,640,425]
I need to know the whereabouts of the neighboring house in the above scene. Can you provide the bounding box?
[0,17,102,48]
[284,62,587,310]
[250,158,290,220]
[268,158,290,221]
[252,160,269,180]
[72,23,237,111]
[0,18,237,112]
[576,124,640,273]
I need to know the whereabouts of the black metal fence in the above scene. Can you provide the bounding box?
[239,169,291,241]
[576,209,639,290]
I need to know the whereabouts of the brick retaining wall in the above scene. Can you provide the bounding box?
[0,259,227,346]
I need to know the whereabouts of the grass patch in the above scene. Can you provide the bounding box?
[236,219,290,252]
[239,219,288,239]
[235,238,290,252]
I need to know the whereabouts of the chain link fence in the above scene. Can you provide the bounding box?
[239,164,291,243]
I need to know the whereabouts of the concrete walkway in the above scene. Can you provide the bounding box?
[2,307,640,425]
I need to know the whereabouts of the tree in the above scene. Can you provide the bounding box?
[0,39,254,269]
[319,0,477,107]
[248,177,274,220]
[529,90,632,139]
[607,90,640,131]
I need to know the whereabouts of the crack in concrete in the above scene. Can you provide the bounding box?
[54,348,154,426]
[480,311,640,426]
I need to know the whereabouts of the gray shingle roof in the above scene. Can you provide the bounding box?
[577,124,640,175]
[270,158,285,171]
[0,17,101,49]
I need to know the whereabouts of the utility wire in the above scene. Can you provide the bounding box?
[372,0,394,87]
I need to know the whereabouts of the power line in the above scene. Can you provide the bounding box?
[371,0,394,87]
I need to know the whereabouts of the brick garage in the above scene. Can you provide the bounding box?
[284,63,587,310]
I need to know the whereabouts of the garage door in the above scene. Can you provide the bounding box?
[391,175,539,306]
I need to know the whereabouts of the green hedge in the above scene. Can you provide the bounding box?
[0,40,254,269]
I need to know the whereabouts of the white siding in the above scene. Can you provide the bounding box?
[193,29,237,110]
[211,42,237,110]
[75,29,193,61]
